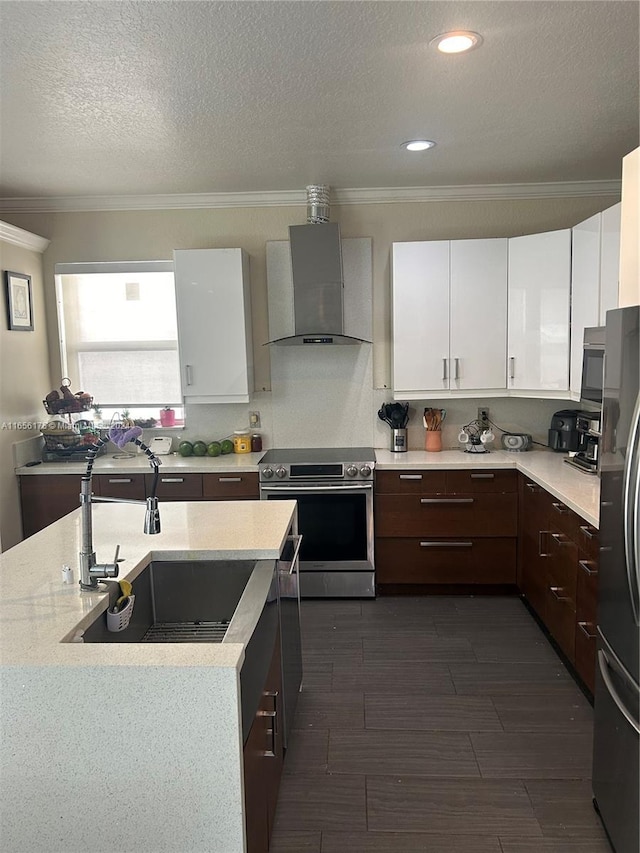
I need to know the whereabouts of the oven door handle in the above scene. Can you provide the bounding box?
[260,484,373,492]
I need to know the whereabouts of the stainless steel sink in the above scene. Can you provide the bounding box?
[80,560,257,644]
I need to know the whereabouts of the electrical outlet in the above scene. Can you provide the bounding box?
[477,407,490,429]
[249,411,261,428]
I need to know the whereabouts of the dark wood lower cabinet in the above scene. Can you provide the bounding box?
[19,474,83,537]
[375,537,516,584]
[243,629,283,853]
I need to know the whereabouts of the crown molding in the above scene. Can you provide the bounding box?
[0,180,621,213]
[0,220,50,252]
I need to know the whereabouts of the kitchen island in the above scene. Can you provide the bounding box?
[0,499,296,853]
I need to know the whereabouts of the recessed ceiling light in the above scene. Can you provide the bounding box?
[401,140,437,152]
[431,31,483,54]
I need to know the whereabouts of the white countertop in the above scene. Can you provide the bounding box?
[374,448,600,528]
[17,446,600,527]
[0,499,297,667]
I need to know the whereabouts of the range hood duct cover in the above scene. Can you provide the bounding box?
[267,186,370,345]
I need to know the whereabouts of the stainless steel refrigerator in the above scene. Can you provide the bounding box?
[593,305,640,853]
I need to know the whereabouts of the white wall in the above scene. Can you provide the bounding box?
[0,225,51,549]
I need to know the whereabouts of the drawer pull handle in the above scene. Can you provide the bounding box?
[578,621,597,639]
[420,541,473,548]
[219,477,242,483]
[470,473,494,479]
[539,530,550,557]
[420,498,474,504]
[107,478,132,484]
[257,709,277,756]
[550,586,570,601]
[579,525,597,540]
[551,532,572,546]
[552,502,569,514]
[399,474,423,480]
[579,559,598,576]
[161,478,184,484]
[525,482,540,492]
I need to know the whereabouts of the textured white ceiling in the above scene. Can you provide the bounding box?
[0,0,638,201]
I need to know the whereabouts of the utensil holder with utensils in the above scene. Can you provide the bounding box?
[378,402,410,451]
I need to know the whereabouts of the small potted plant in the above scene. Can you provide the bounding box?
[160,406,176,427]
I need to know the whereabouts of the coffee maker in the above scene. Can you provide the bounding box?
[548,409,584,452]
[565,412,601,474]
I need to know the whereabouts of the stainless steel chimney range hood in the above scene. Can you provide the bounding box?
[266,186,372,346]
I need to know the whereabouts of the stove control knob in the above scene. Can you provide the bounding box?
[346,465,358,477]
[360,464,372,478]
[262,467,274,479]
[275,466,287,479]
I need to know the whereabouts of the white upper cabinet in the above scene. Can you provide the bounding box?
[569,212,601,399]
[173,248,253,404]
[599,202,622,324]
[507,229,571,395]
[450,239,507,391]
[391,239,507,397]
[568,203,621,400]
[392,241,449,396]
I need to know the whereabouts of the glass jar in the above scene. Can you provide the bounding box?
[233,429,251,454]
[251,433,262,452]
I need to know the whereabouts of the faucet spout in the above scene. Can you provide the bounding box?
[79,433,162,590]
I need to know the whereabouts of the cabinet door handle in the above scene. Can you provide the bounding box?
[551,532,572,546]
[161,477,185,484]
[454,357,460,380]
[219,477,242,483]
[578,621,597,639]
[442,358,448,381]
[552,502,569,514]
[420,498,474,504]
[579,524,597,540]
[420,541,473,548]
[509,357,515,379]
[399,474,423,480]
[579,559,598,576]
[185,364,193,386]
[539,530,550,557]
[107,478,132,484]
[550,586,570,601]
[470,473,494,479]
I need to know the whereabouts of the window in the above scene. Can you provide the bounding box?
[55,261,183,423]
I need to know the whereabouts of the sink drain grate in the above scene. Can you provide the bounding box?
[141,621,230,643]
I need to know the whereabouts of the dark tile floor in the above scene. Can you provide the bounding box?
[270,595,612,853]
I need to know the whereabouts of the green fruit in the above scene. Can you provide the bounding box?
[192,440,207,457]
[178,441,193,457]
[220,439,234,455]
[207,441,222,457]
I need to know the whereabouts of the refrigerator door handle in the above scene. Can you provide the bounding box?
[598,648,640,735]
[622,389,640,626]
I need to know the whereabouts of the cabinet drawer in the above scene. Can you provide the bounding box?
[375,470,446,495]
[203,472,259,499]
[145,473,203,500]
[375,537,517,584]
[546,590,576,662]
[375,493,517,537]
[546,531,578,606]
[446,469,516,494]
[574,620,597,694]
[577,523,600,560]
[93,474,146,500]
[548,498,581,540]
[576,554,599,622]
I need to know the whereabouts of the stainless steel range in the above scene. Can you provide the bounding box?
[259,447,375,598]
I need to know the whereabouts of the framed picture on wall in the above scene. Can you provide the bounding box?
[4,270,34,331]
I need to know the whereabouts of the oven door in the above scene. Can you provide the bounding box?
[260,482,375,598]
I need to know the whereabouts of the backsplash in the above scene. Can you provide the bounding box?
[181,346,569,452]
